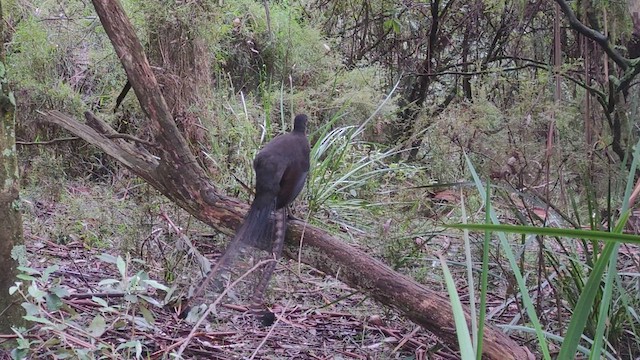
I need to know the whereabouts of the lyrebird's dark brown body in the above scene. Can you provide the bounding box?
[184,114,310,319]
[237,114,310,250]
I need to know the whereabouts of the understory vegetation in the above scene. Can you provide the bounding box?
[2,0,640,359]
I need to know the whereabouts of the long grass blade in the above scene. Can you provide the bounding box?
[447,224,640,245]
[475,181,491,360]
[459,189,477,351]
[588,137,640,359]
[439,253,475,360]
[498,325,618,360]
[464,153,551,360]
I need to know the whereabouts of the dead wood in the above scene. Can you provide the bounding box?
[36,1,532,359]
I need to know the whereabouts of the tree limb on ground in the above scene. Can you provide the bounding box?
[37,1,532,359]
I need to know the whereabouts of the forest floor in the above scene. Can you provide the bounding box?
[6,178,532,359]
[19,235,446,359]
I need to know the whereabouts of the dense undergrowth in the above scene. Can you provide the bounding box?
[3,0,640,359]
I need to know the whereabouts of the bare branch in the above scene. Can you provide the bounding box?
[554,0,629,70]
[16,137,79,145]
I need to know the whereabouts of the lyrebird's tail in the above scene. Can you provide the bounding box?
[183,196,275,315]
[235,196,276,251]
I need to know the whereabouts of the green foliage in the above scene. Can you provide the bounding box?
[9,255,169,359]
[305,84,413,228]
[8,15,86,113]
[463,155,552,359]
[214,0,335,86]
[9,17,56,85]
[451,143,640,358]
[10,245,27,267]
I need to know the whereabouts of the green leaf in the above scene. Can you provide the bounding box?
[116,340,141,352]
[23,315,54,325]
[21,303,40,317]
[135,340,142,359]
[383,18,401,34]
[464,153,551,360]
[98,279,120,287]
[51,286,70,298]
[142,279,169,291]
[91,296,109,308]
[138,295,163,307]
[476,182,491,360]
[17,266,40,275]
[88,315,107,337]
[45,293,63,311]
[97,253,118,264]
[139,305,155,325]
[439,254,475,359]
[27,285,46,302]
[41,265,59,282]
[113,319,127,330]
[16,274,38,281]
[446,223,640,244]
[116,256,127,279]
[9,284,20,295]
[11,347,29,360]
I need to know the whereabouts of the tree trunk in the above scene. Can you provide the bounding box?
[37,1,533,359]
[394,0,443,161]
[0,0,26,333]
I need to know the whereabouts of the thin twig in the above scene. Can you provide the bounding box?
[16,137,80,145]
[392,326,421,353]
